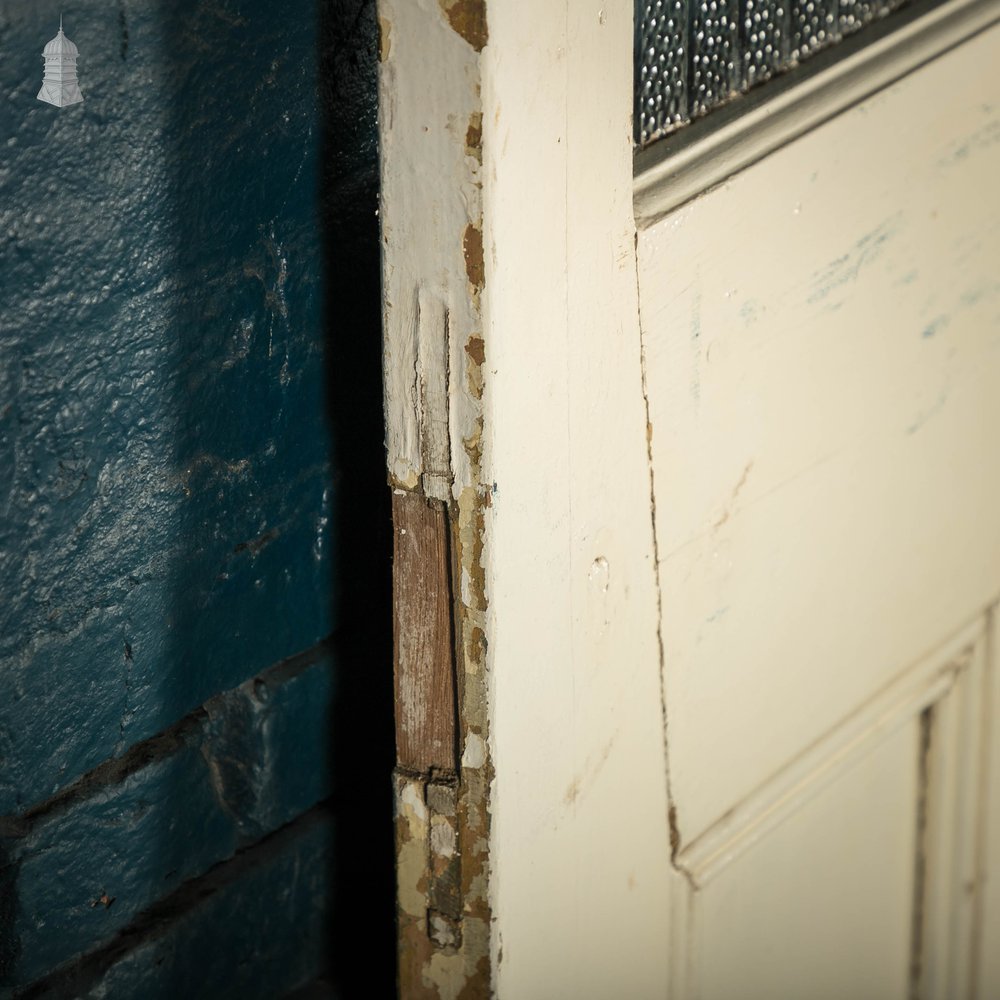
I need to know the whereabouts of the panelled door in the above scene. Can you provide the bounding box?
[634,5,1000,996]
[379,1,1000,995]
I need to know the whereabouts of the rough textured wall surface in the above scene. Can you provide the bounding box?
[0,0,392,996]
[0,1,333,812]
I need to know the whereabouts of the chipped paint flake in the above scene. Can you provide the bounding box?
[399,777,429,823]
[463,224,485,291]
[395,772,432,925]
[462,732,486,769]
[465,335,485,366]
[465,112,483,164]
[378,15,392,62]
[431,816,458,858]
[439,0,488,52]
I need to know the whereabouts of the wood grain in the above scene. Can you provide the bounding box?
[392,489,457,774]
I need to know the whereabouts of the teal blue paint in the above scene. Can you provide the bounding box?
[21,805,336,1000]
[922,315,949,338]
[906,389,949,435]
[739,299,762,325]
[0,1,334,813]
[808,215,901,308]
[2,649,334,989]
[1,0,392,994]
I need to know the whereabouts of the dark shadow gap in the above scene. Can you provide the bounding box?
[317,1,397,994]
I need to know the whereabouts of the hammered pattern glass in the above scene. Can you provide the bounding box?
[636,0,933,145]
[636,0,690,137]
[690,0,739,114]
[839,0,880,34]
[742,0,786,87]
[788,0,839,59]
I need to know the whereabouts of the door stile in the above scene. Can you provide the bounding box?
[483,2,675,996]
[378,1,491,995]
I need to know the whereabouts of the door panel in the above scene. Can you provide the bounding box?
[696,718,918,1000]
[637,20,1000,997]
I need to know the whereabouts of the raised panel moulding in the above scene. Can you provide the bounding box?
[676,612,988,888]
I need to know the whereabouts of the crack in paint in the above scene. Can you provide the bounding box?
[634,233,697,893]
[712,460,754,530]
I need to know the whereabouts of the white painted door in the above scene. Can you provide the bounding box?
[633,8,1000,996]
[379,1,1000,996]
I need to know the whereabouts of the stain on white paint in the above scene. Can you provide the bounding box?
[563,736,616,808]
[809,214,901,308]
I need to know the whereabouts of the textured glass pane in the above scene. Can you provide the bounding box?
[742,0,787,88]
[635,0,942,146]
[636,0,690,137]
[840,0,886,34]
[690,0,739,115]
[788,0,839,60]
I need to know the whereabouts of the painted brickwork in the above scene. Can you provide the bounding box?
[21,805,336,1000]
[0,1,391,996]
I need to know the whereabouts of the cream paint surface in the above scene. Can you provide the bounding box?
[639,24,1000,844]
[696,719,918,1000]
[483,2,674,997]
[633,19,1000,1000]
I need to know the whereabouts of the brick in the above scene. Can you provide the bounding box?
[19,805,336,1000]
[0,647,333,990]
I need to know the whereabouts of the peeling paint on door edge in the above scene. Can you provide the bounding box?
[379,0,493,995]
[391,471,493,997]
[391,476,492,999]
[439,0,488,52]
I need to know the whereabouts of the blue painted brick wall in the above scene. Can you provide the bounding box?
[0,0,393,995]
[0,1,335,813]
[22,805,337,1000]
[2,649,335,989]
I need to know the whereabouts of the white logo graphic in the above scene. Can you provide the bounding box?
[37,16,84,108]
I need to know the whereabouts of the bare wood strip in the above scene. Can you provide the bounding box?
[393,489,457,774]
